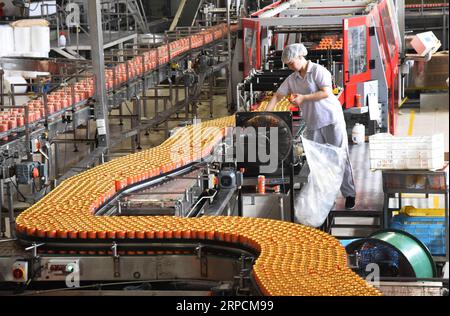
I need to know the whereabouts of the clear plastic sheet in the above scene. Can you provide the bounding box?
[294,136,346,227]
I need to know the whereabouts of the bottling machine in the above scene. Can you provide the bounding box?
[239,0,403,134]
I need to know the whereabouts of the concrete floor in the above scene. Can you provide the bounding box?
[332,96,449,237]
[397,92,449,151]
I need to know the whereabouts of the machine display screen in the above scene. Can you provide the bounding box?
[347,25,367,76]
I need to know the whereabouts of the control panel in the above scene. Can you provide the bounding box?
[40,259,80,281]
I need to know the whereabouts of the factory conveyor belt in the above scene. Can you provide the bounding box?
[0,23,238,139]
[14,95,382,295]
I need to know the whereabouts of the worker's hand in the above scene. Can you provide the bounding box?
[289,94,306,106]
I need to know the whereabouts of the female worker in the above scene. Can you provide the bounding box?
[266,43,356,209]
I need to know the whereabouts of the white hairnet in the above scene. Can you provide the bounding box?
[282,43,308,64]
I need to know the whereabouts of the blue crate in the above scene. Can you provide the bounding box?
[390,214,446,256]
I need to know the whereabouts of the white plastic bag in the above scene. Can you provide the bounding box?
[294,136,346,227]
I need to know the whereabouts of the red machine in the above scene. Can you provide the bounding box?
[240,0,402,134]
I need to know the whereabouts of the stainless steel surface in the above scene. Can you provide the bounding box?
[203,189,238,216]
[120,170,204,216]
[377,281,444,296]
[0,102,90,156]
[0,238,251,286]
[241,193,290,221]
[128,172,201,198]
[95,158,215,216]
[0,254,241,283]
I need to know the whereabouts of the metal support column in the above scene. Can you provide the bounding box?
[169,77,173,107]
[185,84,190,119]
[155,86,159,121]
[6,182,15,238]
[164,98,169,138]
[289,164,295,223]
[209,72,214,118]
[131,97,141,151]
[175,77,180,117]
[87,120,94,153]
[142,78,148,119]
[53,142,59,178]
[119,102,124,125]
[237,189,243,217]
[226,0,233,112]
[88,0,110,149]
[0,179,5,237]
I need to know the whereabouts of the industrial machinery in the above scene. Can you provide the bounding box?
[0,20,238,285]
[0,102,324,295]
[14,161,47,185]
[0,121,373,296]
[0,23,236,187]
[0,0,447,297]
[236,0,405,135]
[0,125,252,295]
[218,165,243,190]
[345,229,449,296]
